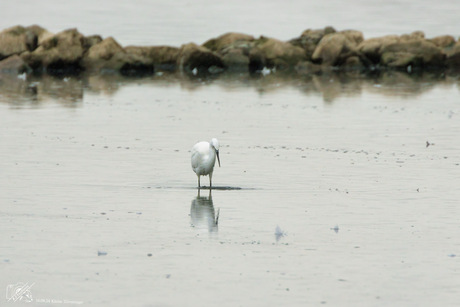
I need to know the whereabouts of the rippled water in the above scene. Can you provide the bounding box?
[1,2,460,306]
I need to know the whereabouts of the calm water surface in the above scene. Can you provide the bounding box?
[1,1,460,306]
[1,72,459,306]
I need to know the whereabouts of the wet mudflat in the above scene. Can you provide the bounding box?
[1,72,460,306]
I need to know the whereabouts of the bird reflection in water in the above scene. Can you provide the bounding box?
[190,189,219,233]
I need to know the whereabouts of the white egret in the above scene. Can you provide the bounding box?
[191,138,221,189]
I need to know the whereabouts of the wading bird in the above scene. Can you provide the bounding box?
[191,138,221,189]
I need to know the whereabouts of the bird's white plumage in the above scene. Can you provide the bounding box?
[191,138,220,188]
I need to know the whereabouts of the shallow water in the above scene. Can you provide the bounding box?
[1,71,460,306]
[2,1,460,305]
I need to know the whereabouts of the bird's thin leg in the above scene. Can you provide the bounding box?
[209,173,213,189]
[197,176,201,189]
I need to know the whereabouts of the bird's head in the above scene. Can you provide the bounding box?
[210,138,221,167]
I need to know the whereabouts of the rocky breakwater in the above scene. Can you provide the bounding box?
[0,25,459,76]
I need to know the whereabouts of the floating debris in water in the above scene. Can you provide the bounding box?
[147,253,152,257]
[259,66,276,76]
[17,72,27,80]
[275,225,286,241]
[426,141,434,148]
[448,254,456,258]
[331,225,339,233]
[97,251,107,256]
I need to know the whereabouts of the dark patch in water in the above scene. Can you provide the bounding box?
[146,186,257,190]
[197,186,244,190]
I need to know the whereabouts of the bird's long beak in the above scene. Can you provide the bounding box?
[216,150,221,167]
